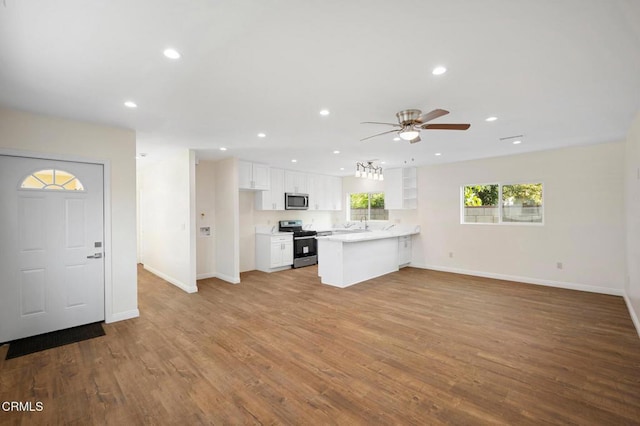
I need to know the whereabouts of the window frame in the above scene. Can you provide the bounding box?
[347,192,389,222]
[460,181,544,226]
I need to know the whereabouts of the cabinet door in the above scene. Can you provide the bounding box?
[252,163,271,190]
[384,168,403,209]
[255,168,284,210]
[329,176,342,210]
[285,171,308,194]
[282,240,293,266]
[316,175,329,210]
[308,174,326,210]
[271,242,283,267]
[398,236,412,265]
[238,161,253,189]
[270,168,285,210]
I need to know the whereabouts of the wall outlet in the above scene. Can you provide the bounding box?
[395,218,401,223]
[556,262,563,270]
[449,252,454,258]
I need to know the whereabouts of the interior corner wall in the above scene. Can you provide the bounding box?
[0,107,138,322]
[624,111,640,334]
[196,160,217,279]
[139,149,197,293]
[413,142,626,295]
[214,157,240,283]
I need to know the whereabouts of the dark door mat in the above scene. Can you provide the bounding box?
[5,322,105,360]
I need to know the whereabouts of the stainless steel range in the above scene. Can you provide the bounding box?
[278,220,317,268]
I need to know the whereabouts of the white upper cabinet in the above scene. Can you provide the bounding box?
[309,174,342,211]
[284,170,308,194]
[255,168,285,210]
[255,167,342,211]
[239,161,270,190]
[384,167,417,210]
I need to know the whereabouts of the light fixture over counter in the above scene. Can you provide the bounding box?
[355,161,384,181]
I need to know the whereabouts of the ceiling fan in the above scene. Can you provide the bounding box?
[361,109,470,143]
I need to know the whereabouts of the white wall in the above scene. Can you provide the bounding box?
[413,142,626,295]
[214,157,240,283]
[625,111,640,334]
[0,107,138,322]
[139,149,197,293]
[196,160,217,279]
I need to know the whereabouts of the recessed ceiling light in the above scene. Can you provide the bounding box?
[320,109,330,116]
[512,140,522,145]
[393,137,400,141]
[435,153,442,156]
[163,48,181,59]
[124,101,137,108]
[333,150,340,154]
[291,159,297,163]
[486,116,498,122]
[381,161,386,164]
[340,167,344,171]
[220,147,227,151]
[432,66,447,75]
[257,133,266,138]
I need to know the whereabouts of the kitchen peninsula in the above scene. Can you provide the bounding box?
[317,226,420,288]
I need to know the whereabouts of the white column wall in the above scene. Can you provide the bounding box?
[139,149,197,293]
[214,157,240,283]
[624,111,640,335]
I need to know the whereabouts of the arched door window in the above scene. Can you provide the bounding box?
[20,169,85,191]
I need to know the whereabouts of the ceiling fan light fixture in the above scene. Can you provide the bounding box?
[399,130,420,141]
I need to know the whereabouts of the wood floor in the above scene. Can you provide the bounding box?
[1,266,640,425]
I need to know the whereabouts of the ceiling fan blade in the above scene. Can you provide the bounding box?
[421,123,470,130]
[417,109,449,123]
[409,135,421,144]
[361,121,401,127]
[360,129,399,141]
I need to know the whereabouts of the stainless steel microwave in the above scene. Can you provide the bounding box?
[285,193,309,210]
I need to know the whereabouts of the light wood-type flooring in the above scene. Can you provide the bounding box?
[1,265,640,425]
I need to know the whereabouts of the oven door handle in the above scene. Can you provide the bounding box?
[295,235,317,240]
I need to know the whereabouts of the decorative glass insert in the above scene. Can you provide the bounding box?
[20,169,84,191]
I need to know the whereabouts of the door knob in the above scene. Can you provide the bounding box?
[87,253,103,259]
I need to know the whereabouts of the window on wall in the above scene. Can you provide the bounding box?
[348,192,389,221]
[20,169,85,191]
[462,183,543,224]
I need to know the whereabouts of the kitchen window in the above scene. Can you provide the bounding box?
[462,182,543,224]
[348,192,389,221]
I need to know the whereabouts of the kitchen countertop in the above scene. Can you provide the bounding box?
[316,227,420,242]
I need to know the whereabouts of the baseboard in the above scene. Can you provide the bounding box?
[215,272,240,284]
[106,309,140,324]
[623,293,640,338]
[144,264,198,293]
[411,263,625,296]
[197,272,217,280]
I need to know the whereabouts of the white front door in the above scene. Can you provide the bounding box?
[0,155,105,343]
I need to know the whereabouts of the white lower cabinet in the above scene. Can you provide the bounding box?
[256,234,293,272]
[398,235,412,267]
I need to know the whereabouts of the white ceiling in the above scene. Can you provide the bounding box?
[1,0,639,176]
